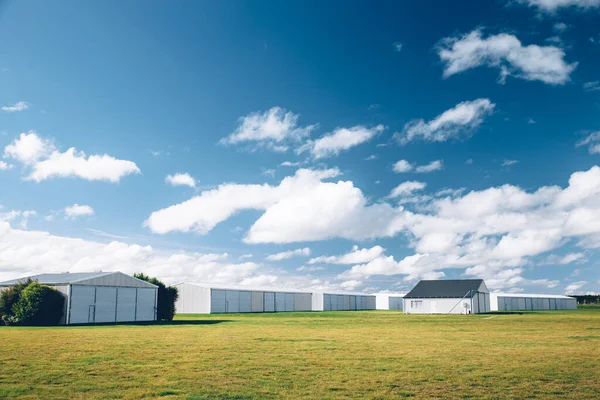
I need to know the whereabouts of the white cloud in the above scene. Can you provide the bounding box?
[220,107,315,151]
[64,204,95,220]
[365,154,377,161]
[4,131,55,164]
[560,252,585,264]
[584,81,600,92]
[389,181,427,198]
[502,159,519,167]
[309,245,385,265]
[565,280,587,293]
[301,125,384,159]
[576,131,600,154]
[393,42,403,52]
[0,209,36,229]
[416,160,443,173]
[396,99,495,144]
[266,247,311,261]
[1,101,29,112]
[393,160,413,173]
[0,161,13,170]
[553,22,568,32]
[519,0,600,13]
[4,132,140,183]
[280,161,302,167]
[296,265,325,272]
[530,279,560,288]
[438,30,577,85]
[166,173,196,188]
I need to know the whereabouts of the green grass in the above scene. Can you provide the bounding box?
[1,307,600,399]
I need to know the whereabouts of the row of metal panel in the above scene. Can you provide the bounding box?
[210,289,311,313]
[388,296,403,310]
[69,285,157,324]
[497,296,574,311]
[323,294,375,311]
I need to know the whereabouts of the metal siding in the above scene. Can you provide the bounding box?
[252,291,264,312]
[344,295,350,310]
[226,290,240,313]
[211,289,227,313]
[350,296,357,310]
[75,272,156,288]
[336,295,345,311]
[311,292,324,311]
[323,294,332,311]
[285,293,295,312]
[366,296,376,310]
[264,292,275,312]
[361,296,367,310]
[135,288,157,321]
[275,292,285,312]
[294,293,311,311]
[69,285,96,324]
[239,291,252,313]
[94,287,117,323]
[116,287,137,322]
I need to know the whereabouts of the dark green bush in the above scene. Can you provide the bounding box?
[11,282,65,325]
[134,273,179,321]
[0,278,33,324]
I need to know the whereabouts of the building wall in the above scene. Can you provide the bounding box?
[312,292,324,311]
[490,294,577,311]
[404,297,479,314]
[174,283,211,314]
[322,294,376,311]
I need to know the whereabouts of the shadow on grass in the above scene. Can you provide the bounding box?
[0,320,235,328]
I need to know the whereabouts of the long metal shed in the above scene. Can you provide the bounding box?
[403,279,491,314]
[311,292,376,311]
[490,293,577,311]
[374,293,406,310]
[174,282,313,314]
[0,272,158,324]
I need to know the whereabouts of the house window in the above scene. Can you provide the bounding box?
[411,300,423,309]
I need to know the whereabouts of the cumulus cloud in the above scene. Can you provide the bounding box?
[308,245,385,265]
[576,131,600,154]
[393,160,413,173]
[438,30,577,85]
[396,99,495,144]
[64,204,95,220]
[518,0,600,13]
[0,161,13,170]
[266,247,311,261]
[416,160,443,173]
[2,101,29,112]
[565,280,587,293]
[219,107,315,151]
[4,131,140,182]
[300,125,384,159]
[166,173,196,188]
[389,181,427,198]
[530,279,560,288]
[148,164,600,290]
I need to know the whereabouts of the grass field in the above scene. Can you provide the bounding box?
[1,307,600,399]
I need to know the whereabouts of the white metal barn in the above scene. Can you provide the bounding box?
[374,293,406,310]
[174,282,313,314]
[312,292,376,311]
[490,293,577,311]
[403,279,491,314]
[0,272,158,324]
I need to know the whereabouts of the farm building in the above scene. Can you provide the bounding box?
[490,293,577,311]
[403,279,490,314]
[374,293,406,310]
[174,282,313,314]
[174,283,376,313]
[0,272,158,324]
[312,292,376,311]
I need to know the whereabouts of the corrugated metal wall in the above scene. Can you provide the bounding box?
[496,296,577,311]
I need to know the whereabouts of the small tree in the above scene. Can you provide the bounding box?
[134,273,179,321]
[0,278,33,324]
[11,282,65,326]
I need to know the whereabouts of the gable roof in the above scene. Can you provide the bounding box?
[0,271,157,288]
[404,279,488,299]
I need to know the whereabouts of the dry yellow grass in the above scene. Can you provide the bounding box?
[1,308,599,399]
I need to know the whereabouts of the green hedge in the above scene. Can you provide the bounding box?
[0,280,65,326]
[134,273,179,321]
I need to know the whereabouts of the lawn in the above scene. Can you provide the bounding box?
[1,308,599,399]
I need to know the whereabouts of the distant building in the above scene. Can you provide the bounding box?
[490,293,577,311]
[403,279,490,314]
[0,272,158,324]
[373,293,406,311]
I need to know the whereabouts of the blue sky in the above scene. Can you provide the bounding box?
[1,0,599,294]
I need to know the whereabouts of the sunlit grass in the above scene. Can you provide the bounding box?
[1,307,599,399]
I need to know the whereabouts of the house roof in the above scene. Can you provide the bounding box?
[0,271,157,288]
[404,279,488,299]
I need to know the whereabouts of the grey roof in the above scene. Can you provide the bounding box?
[0,272,114,286]
[404,279,487,299]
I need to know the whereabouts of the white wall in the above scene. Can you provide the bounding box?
[404,298,474,314]
[174,283,211,314]
[312,292,324,311]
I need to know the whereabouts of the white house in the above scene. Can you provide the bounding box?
[403,279,491,314]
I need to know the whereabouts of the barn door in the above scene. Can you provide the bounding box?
[88,305,95,323]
